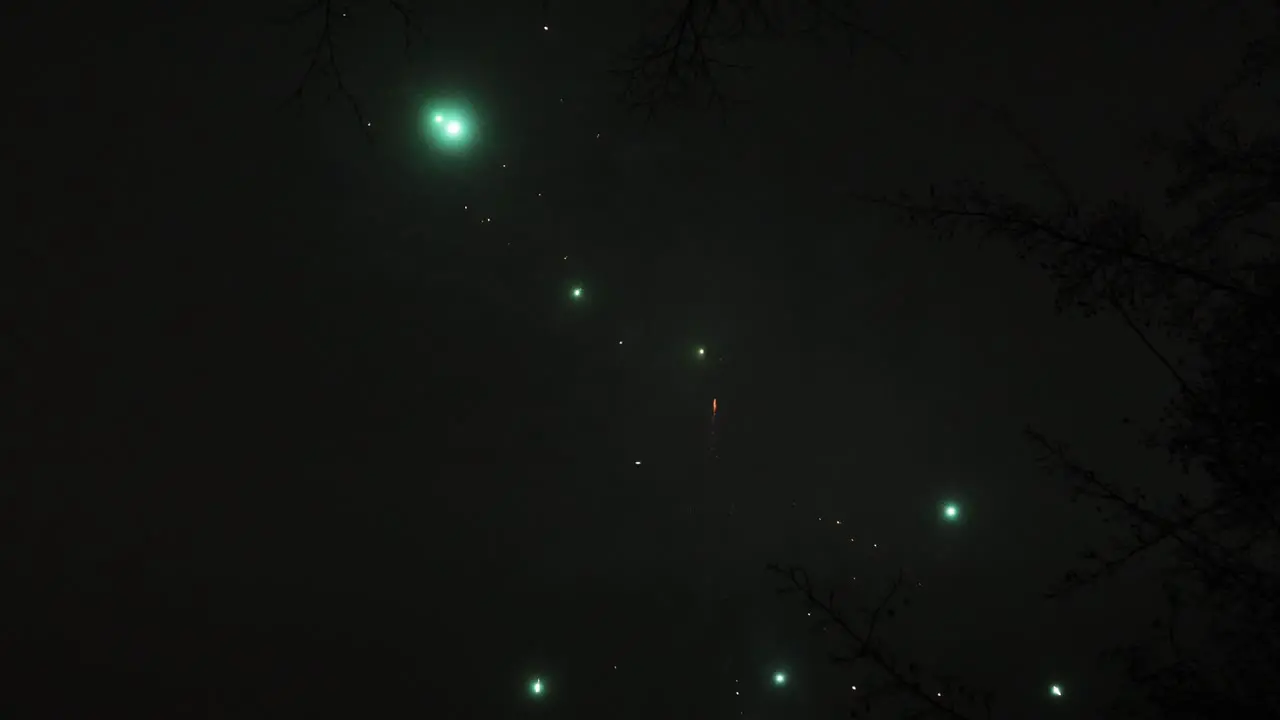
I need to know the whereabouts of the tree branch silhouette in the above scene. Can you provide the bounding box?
[616,0,905,122]
[768,564,993,719]
[274,0,901,129]
[855,4,1280,714]
[276,0,429,134]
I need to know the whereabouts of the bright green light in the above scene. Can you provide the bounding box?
[531,678,544,695]
[943,503,959,520]
[696,347,706,357]
[773,671,787,686]
[1050,684,1063,697]
[571,286,584,299]
[421,100,476,153]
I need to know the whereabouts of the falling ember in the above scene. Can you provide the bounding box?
[712,398,718,415]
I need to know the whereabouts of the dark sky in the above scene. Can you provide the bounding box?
[6,0,1261,717]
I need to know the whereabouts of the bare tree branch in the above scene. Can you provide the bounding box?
[857,190,1258,300]
[857,5,1280,714]
[768,563,992,719]
[615,0,905,122]
[278,0,429,134]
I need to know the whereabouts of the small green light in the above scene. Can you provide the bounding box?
[1050,684,1063,697]
[531,678,544,695]
[773,671,787,686]
[571,286,584,299]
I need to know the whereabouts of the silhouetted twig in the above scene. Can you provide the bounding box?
[277,0,429,134]
[616,0,905,122]
[768,563,992,719]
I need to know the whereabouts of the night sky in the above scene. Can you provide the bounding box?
[7,0,1265,717]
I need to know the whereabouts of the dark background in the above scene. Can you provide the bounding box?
[5,0,1259,717]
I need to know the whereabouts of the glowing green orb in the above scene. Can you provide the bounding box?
[696,347,706,357]
[421,99,476,152]
[530,678,544,696]
[772,671,787,686]
[1050,684,1063,697]
[571,286,584,299]
[943,503,959,520]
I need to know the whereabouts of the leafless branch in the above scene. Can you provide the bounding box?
[278,0,429,133]
[615,0,904,122]
[857,190,1257,300]
[767,563,991,719]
